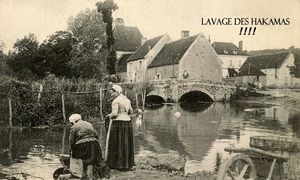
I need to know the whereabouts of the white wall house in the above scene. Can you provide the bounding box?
[147,32,222,82]
[126,34,171,82]
[240,51,300,87]
[212,41,248,78]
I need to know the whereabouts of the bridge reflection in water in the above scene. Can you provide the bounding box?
[137,103,300,174]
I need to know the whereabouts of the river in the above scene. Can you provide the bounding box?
[0,102,300,179]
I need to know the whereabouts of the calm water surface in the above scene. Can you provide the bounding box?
[1,102,300,178]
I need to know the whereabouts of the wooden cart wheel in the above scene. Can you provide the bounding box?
[217,153,257,180]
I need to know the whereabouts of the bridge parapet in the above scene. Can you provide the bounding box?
[119,79,237,102]
[147,79,236,102]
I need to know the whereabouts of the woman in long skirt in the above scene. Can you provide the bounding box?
[106,84,135,170]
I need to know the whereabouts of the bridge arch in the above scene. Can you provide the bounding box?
[177,86,215,102]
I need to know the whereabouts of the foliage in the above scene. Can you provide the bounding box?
[9,82,44,126]
[0,53,12,76]
[96,0,118,75]
[40,31,78,78]
[7,34,44,80]
[67,9,108,80]
[0,78,105,127]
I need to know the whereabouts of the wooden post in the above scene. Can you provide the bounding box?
[8,97,13,128]
[37,84,43,103]
[142,90,146,110]
[61,127,66,154]
[62,93,66,123]
[267,158,277,180]
[135,93,139,109]
[99,88,103,119]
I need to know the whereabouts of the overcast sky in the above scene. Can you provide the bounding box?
[0,0,300,53]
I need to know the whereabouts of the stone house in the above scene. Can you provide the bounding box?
[126,34,171,82]
[147,32,222,82]
[113,18,144,58]
[116,53,133,82]
[212,41,248,78]
[239,51,299,87]
[235,63,267,88]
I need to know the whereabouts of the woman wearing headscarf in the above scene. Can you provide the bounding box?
[106,84,135,171]
[68,114,110,179]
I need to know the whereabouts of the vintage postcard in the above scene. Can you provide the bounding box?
[0,0,300,179]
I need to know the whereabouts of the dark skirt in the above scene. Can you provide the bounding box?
[107,120,135,170]
[72,140,110,178]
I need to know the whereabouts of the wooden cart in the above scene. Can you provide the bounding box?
[216,147,288,180]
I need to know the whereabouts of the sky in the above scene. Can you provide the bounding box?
[0,0,300,53]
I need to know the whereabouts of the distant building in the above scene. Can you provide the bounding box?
[240,51,299,87]
[117,53,133,82]
[113,18,144,58]
[126,34,171,82]
[235,63,267,88]
[212,41,248,78]
[147,32,222,82]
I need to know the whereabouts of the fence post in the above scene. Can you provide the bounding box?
[99,88,103,119]
[8,97,13,128]
[135,93,139,109]
[61,92,66,123]
[37,84,43,104]
[142,90,146,110]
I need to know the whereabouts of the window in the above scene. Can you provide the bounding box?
[232,50,237,55]
[129,63,132,72]
[155,74,161,80]
[223,50,228,54]
[138,61,142,71]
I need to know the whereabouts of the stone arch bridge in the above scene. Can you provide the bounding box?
[123,80,236,102]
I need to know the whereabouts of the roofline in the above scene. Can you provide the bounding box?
[147,62,180,68]
[278,51,292,69]
[127,34,166,62]
[248,51,289,58]
[178,34,201,65]
[245,51,290,69]
[147,34,199,68]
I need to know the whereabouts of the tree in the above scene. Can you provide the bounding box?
[67,9,108,79]
[96,0,118,75]
[40,31,78,78]
[7,33,44,80]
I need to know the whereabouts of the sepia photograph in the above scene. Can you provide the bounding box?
[0,0,300,179]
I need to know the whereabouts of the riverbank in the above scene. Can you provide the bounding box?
[1,89,299,180]
[236,89,300,112]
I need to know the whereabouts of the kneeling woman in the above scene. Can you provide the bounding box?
[106,85,135,171]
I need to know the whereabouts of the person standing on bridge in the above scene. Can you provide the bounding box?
[106,84,135,171]
[183,70,189,79]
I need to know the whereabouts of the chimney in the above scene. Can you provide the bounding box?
[238,40,243,51]
[141,37,147,45]
[115,18,124,25]
[181,30,189,39]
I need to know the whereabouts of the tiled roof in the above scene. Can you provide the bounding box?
[117,53,133,72]
[240,51,289,70]
[238,63,266,76]
[127,35,163,62]
[114,25,143,52]
[148,35,198,68]
[212,42,246,55]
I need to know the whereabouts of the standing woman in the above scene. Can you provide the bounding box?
[106,84,135,171]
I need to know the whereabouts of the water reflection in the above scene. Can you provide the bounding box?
[0,103,300,178]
